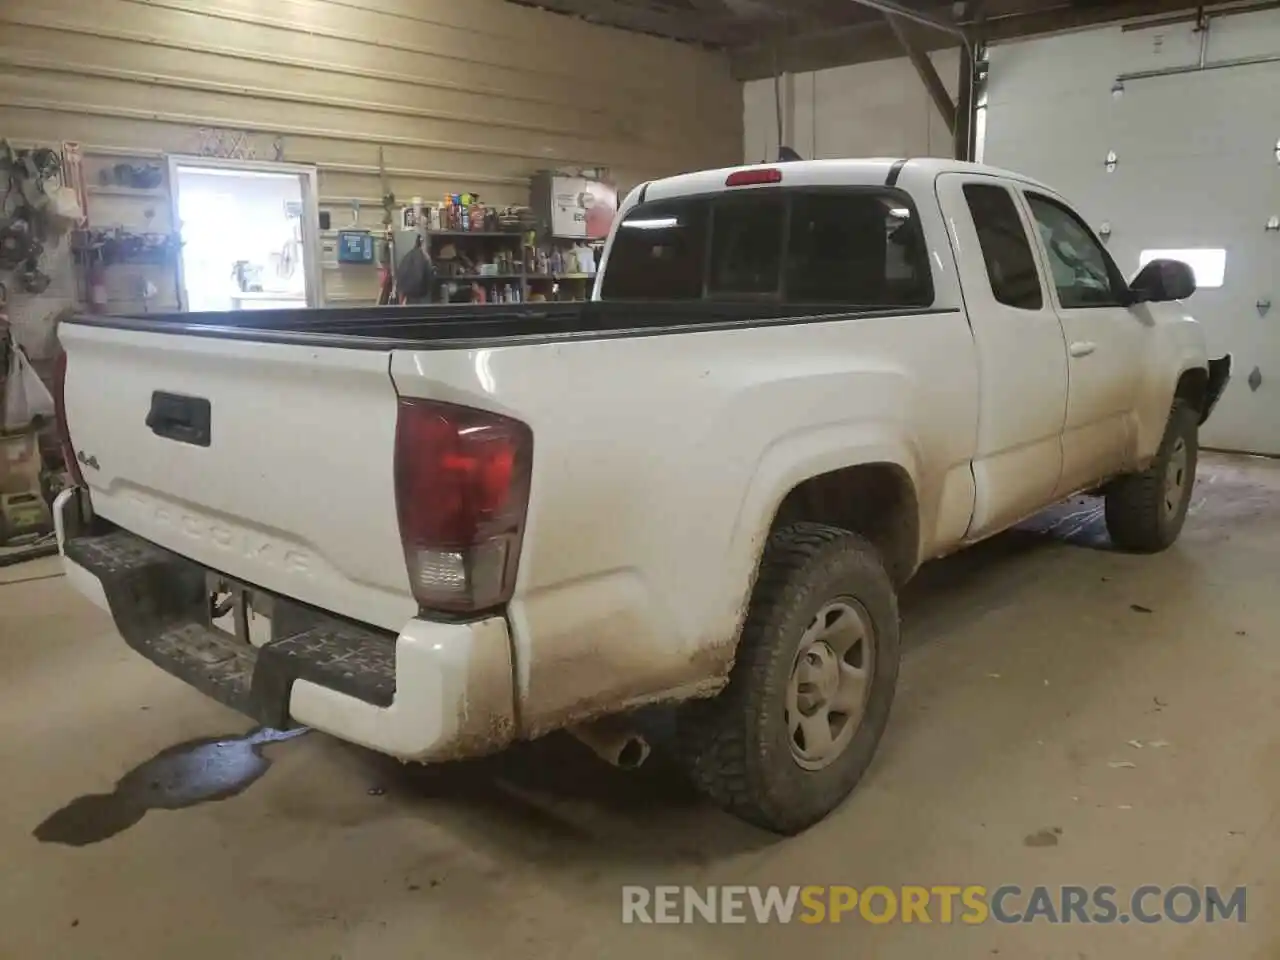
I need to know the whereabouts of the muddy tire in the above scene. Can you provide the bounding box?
[1105,400,1199,553]
[675,522,900,835]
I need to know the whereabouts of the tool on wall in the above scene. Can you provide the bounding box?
[98,162,163,190]
[376,147,396,306]
[0,140,80,295]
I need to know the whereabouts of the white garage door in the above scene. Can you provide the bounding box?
[984,9,1280,455]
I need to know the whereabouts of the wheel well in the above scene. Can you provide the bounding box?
[1175,367,1209,418]
[770,463,919,586]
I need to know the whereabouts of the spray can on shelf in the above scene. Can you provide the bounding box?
[88,257,108,313]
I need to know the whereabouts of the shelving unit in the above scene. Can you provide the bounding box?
[402,195,603,304]
[424,228,527,304]
[434,273,524,283]
[427,230,522,239]
[522,231,602,302]
[70,228,184,312]
[86,185,168,199]
[524,271,595,303]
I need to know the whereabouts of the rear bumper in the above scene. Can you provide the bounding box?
[54,489,516,762]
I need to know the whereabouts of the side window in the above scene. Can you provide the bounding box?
[1026,194,1126,309]
[785,191,932,306]
[708,195,784,296]
[963,183,1043,310]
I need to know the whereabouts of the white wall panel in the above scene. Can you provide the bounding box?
[742,49,960,163]
[985,11,1280,455]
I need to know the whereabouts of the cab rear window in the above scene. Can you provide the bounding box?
[599,188,934,307]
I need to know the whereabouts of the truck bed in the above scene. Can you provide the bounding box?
[58,296,963,638]
[67,301,951,350]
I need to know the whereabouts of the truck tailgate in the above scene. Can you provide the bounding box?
[60,322,416,632]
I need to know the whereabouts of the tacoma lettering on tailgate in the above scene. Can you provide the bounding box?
[127,492,313,576]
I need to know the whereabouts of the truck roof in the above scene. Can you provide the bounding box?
[640,157,1056,204]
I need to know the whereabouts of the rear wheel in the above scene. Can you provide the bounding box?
[1104,400,1199,552]
[675,523,900,835]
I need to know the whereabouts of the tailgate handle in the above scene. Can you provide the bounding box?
[146,392,212,447]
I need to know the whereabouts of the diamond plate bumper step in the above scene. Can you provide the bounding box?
[64,530,396,727]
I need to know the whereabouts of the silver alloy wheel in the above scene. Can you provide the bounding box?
[1164,436,1188,518]
[785,598,876,771]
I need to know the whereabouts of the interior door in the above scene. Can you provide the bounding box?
[936,173,1069,539]
[1020,189,1147,496]
[167,157,323,312]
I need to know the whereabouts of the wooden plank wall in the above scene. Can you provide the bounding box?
[0,0,742,350]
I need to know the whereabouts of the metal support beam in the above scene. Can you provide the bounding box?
[732,0,1199,80]
[841,0,967,37]
[954,47,976,161]
[976,0,1211,42]
[733,20,927,79]
[884,13,957,133]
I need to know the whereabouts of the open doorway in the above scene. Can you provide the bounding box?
[168,158,321,312]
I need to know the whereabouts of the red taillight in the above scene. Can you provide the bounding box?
[53,349,85,487]
[393,398,533,614]
[726,168,783,188]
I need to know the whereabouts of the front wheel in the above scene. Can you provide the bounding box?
[1104,399,1199,552]
[675,523,900,835]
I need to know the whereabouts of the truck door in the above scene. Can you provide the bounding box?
[936,173,1069,539]
[1018,190,1146,497]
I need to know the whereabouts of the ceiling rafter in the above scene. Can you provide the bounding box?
[839,0,967,36]
[731,0,1206,78]
[509,0,1214,75]
[508,0,743,44]
[884,13,958,130]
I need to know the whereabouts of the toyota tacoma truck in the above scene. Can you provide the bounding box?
[54,159,1230,834]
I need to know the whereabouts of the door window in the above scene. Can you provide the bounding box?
[963,183,1044,310]
[1026,194,1128,309]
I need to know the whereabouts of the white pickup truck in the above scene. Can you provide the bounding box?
[54,159,1230,834]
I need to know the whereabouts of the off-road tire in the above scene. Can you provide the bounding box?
[675,522,900,835]
[1104,399,1199,553]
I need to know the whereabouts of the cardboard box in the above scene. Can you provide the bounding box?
[0,432,42,497]
[0,491,51,540]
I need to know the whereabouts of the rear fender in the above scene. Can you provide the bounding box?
[726,422,922,606]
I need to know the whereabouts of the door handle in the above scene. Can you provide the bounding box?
[1069,341,1097,358]
[146,391,212,447]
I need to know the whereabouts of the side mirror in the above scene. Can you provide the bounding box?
[1130,258,1196,303]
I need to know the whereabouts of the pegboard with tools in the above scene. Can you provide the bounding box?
[0,141,79,298]
[0,140,86,363]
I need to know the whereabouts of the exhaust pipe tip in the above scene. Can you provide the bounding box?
[569,717,651,770]
[615,735,651,770]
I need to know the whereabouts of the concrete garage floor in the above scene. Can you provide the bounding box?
[2,454,1278,960]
